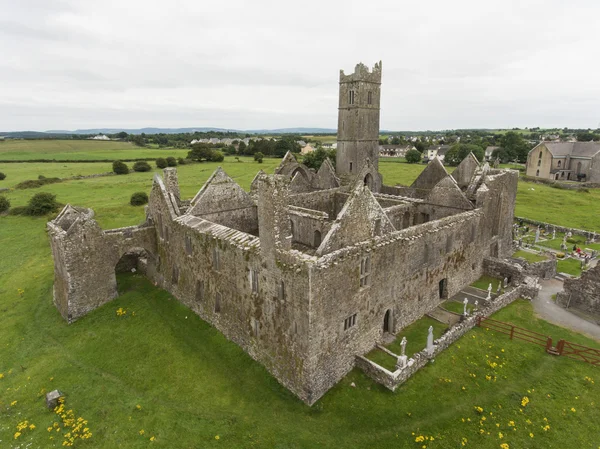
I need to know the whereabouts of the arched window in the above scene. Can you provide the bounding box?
[536,169,540,177]
[557,160,562,168]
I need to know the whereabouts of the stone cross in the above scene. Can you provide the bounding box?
[426,325,434,356]
[487,283,492,296]
[463,298,469,315]
[552,228,556,240]
[400,336,407,357]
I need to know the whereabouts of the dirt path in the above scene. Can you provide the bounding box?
[532,278,600,341]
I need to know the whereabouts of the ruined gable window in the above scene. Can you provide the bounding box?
[212,247,220,271]
[172,265,179,285]
[278,280,286,301]
[215,292,221,313]
[344,313,357,330]
[367,91,372,105]
[360,255,371,287]
[539,151,542,159]
[348,90,355,105]
[558,160,562,167]
[250,269,259,293]
[536,169,539,177]
[185,235,193,256]
[537,159,541,167]
[195,280,204,301]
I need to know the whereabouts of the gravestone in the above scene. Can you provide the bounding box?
[46,390,63,410]
[426,326,434,356]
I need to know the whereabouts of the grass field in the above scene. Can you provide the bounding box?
[0,139,189,161]
[512,250,548,263]
[2,144,600,448]
[557,258,583,277]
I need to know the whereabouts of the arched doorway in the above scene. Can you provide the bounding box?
[383,309,392,332]
[115,248,155,294]
[313,230,322,247]
[364,173,373,190]
[438,278,448,299]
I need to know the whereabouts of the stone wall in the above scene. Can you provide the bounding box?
[556,264,600,313]
[511,257,557,279]
[356,285,529,391]
[483,257,525,284]
[515,216,599,240]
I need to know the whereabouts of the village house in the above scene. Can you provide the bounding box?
[379,144,415,158]
[425,145,450,161]
[525,141,600,182]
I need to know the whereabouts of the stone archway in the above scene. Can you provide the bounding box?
[383,309,393,333]
[364,173,373,190]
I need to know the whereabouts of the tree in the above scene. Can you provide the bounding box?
[500,131,530,163]
[0,172,6,180]
[115,131,128,139]
[0,195,9,213]
[576,132,598,142]
[177,157,186,165]
[444,144,485,166]
[254,152,264,163]
[414,141,427,153]
[166,157,177,167]
[132,161,152,172]
[210,151,224,162]
[238,141,247,154]
[155,158,167,169]
[130,192,149,206]
[27,192,59,216]
[188,143,213,161]
[224,145,236,155]
[405,149,422,164]
[112,161,129,175]
[391,136,401,145]
[302,148,336,170]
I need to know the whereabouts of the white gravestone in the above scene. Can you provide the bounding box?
[426,326,434,357]
[395,337,408,370]
[463,298,469,315]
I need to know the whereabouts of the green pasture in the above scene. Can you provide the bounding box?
[0,139,189,161]
[1,144,600,448]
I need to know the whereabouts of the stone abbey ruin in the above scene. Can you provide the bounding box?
[48,62,518,404]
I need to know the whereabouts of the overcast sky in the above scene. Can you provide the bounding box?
[1,0,599,132]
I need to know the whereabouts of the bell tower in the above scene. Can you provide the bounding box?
[336,61,382,189]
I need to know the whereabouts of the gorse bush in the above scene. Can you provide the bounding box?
[0,172,6,180]
[27,192,59,216]
[112,161,129,175]
[166,157,177,167]
[0,195,10,213]
[130,192,149,206]
[155,158,167,169]
[132,161,152,172]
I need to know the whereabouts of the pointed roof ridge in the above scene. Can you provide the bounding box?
[250,169,266,192]
[274,151,299,174]
[190,166,235,205]
[427,176,474,210]
[410,156,449,190]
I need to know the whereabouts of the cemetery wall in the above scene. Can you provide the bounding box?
[515,216,598,241]
[511,257,557,279]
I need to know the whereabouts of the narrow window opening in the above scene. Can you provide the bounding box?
[215,292,221,313]
[250,269,259,293]
[348,90,355,105]
[367,91,372,105]
[212,247,220,271]
[539,151,543,158]
[278,280,286,301]
[360,255,371,287]
[344,313,357,330]
[557,160,562,167]
[195,280,204,301]
[349,161,353,172]
[185,235,193,256]
[536,169,540,177]
[537,159,541,167]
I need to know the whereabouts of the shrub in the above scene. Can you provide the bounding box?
[8,206,29,216]
[0,172,6,181]
[405,149,422,164]
[166,156,177,167]
[210,150,224,162]
[15,177,61,189]
[27,192,59,216]
[130,192,149,206]
[113,161,129,175]
[177,157,186,165]
[254,152,264,163]
[0,195,9,213]
[132,161,152,172]
[155,158,168,169]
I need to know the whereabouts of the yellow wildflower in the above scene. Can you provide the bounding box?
[530,433,534,438]
[500,444,510,449]
[571,407,576,412]
[14,431,21,439]
[139,430,145,435]
[215,435,220,440]
[10,400,17,406]
[29,424,35,430]
[150,436,155,442]
[498,432,504,439]
[136,404,142,410]
[415,436,425,442]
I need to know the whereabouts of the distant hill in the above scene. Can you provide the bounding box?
[37,127,338,135]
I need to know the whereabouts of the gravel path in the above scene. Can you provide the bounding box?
[532,278,600,341]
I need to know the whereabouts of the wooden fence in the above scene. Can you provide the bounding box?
[476,316,600,366]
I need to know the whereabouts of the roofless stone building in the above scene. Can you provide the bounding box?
[47,62,518,405]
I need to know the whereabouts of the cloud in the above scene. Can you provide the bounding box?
[0,0,599,131]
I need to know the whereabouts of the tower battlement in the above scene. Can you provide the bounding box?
[339,61,382,84]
